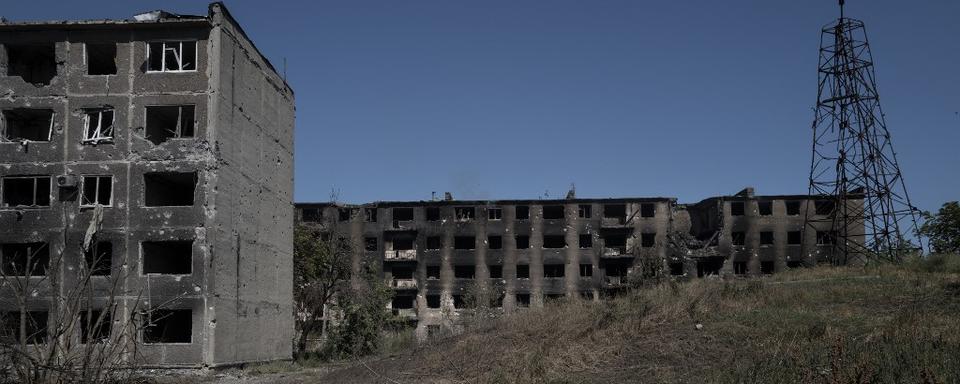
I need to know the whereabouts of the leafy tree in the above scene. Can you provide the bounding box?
[322,254,395,358]
[293,225,351,355]
[920,202,960,254]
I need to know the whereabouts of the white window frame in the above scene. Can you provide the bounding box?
[82,109,115,144]
[80,175,113,208]
[145,41,197,73]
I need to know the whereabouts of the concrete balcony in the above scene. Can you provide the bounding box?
[601,217,630,227]
[602,246,629,257]
[390,278,418,290]
[384,249,417,261]
[391,308,417,318]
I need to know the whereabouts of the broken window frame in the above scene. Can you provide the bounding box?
[82,108,115,144]
[731,231,746,246]
[1,175,52,208]
[578,204,591,218]
[144,105,195,144]
[454,207,475,221]
[579,263,593,277]
[142,309,192,344]
[1,109,55,142]
[146,41,197,73]
[487,207,502,221]
[758,201,773,216]
[80,175,113,208]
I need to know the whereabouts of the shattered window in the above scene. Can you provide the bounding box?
[82,109,114,144]
[6,43,57,85]
[1,176,51,208]
[145,105,195,145]
[81,175,113,207]
[2,109,54,142]
[147,41,196,72]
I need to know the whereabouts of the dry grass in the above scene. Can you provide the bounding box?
[316,263,960,383]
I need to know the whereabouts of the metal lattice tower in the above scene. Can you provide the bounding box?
[804,0,922,263]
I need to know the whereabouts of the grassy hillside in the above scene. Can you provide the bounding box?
[316,262,960,383]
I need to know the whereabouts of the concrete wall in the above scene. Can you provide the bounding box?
[0,3,294,368]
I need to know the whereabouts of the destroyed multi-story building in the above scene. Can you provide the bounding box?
[296,188,859,339]
[0,3,295,367]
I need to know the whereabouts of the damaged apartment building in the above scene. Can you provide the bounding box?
[0,3,295,367]
[296,188,858,339]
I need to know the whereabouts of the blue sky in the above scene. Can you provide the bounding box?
[5,1,958,211]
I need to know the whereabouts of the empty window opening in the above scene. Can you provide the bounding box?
[79,310,111,343]
[455,207,475,221]
[734,261,747,275]
[364,237,378,252]
[391,296,414,310]
[603,204,627,222]
[816,231,836,245]
[603,234,627,254]
[2,176,51,207]
[579,234,593,249]
[2,311,48,344]
[515,206,529,220]
[516,264,529,279]
[760,261,775,274]
[142,241,192,275]
[143,309,191,344]
[84,241,112,276]
[2,109,54,142]
[364,208,377,222]
[515,294,530,307]
[391,265,414,280]
[760,231,774,246]
[392,237,414,251]
[787,260,804,269]
[488,235,502,250]
[143,172,195,207]
[426,207,440,221]
[696,257,724,277]
[426,265,440,279]
[669,262,684,276]
[544,264,564,278]
[579,264,593,277]
[454,236,475,250]
[393,207,414,221]
[731,201,745,216]
[604,260,629,278]
[731,232,746,246]
[144,105,195,145]
[488,207,502,220]
[787,231,802,245]
[301,208,322,222]
[640,203,655,218]
[454,265,475,279]
[1,242,49,276]
[488,265,503,279]
[815,200,835,215]
[81,175,112,207]
[758,201,773,216]
[515,235,530,249]
[426,236,442,250]
[338,208,356,221]
[147,41,196,72]
[786,201,801,216]
[426,295,441,308]
[641,233,656,248]
[542,235,566,249]
[543,205,564,220]
[5,44,56,85]
[86,43,117,75]
[452,295,466,309]
[578,204,592,218]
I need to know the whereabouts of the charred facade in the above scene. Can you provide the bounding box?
[296,188,860,339]
[0,3,295,367]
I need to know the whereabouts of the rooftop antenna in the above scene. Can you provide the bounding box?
[802,0,923,264]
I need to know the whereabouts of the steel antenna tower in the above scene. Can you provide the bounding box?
[804,0,922,264]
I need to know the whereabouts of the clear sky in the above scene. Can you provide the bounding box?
[5,1,958,212]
